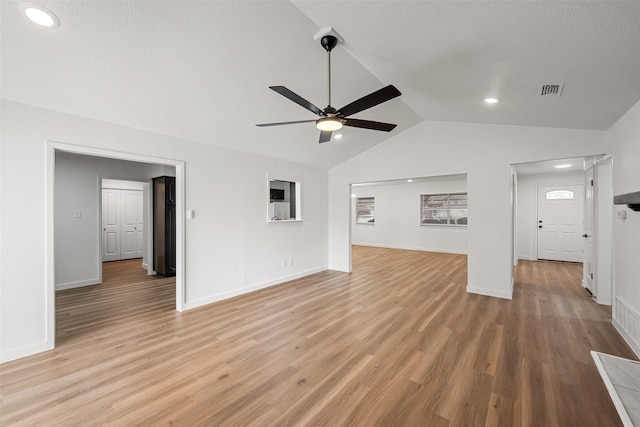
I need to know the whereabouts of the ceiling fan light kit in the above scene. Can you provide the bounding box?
[257,32,401,144]
[316,117,343,131]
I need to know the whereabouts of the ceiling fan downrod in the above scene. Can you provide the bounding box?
[321,35,338,111]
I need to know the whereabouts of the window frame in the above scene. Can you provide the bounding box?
[420,192,468,227]
[545,190,575,200]
[355,196,376,225]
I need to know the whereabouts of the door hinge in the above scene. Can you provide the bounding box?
[591,179,594,186]
[591,273,594,280]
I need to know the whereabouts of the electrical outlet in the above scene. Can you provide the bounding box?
[282,259,287,268]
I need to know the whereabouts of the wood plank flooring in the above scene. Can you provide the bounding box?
[1,246,636,426]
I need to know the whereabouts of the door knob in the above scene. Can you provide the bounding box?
[582,234,588,238]
[538,225,542,229]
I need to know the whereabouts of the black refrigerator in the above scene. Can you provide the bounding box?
[152,176,176,277]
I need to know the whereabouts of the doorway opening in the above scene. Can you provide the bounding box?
[511,155,612,305]
[46,141,186,352]
[348,174,469,272]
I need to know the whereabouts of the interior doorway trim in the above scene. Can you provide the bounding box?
[46,141,186,351]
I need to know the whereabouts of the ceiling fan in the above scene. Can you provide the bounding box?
[256,34,401,143]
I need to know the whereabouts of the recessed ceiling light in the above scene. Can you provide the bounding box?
[554,163,572,169]
[407,179,413,183]
[19,3,60,28]
[334,133,343,140]
[484,97,499,104]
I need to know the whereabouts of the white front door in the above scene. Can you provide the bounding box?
[102,189,121,262]
[583,167,595,293]
[537,184,584,262]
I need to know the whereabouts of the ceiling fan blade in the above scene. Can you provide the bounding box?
[255,119,316,127]
[319,130,332,143]
[343,118,397,132]
[270,86,324,116]
[337,85,401,118]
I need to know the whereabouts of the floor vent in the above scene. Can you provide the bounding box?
[538,83,564,98]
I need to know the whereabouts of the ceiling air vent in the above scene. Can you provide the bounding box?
[538,83,564,98]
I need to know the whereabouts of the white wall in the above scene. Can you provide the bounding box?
[515,170,584,260]
[0,100,328,362]
[608,98,640,356]
[55,153,158,289]
[351,176,467,253]
[329,120,607,300]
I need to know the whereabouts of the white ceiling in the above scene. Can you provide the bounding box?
[2,1,640,169]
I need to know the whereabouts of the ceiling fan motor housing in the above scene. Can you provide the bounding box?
[321,35,338,52]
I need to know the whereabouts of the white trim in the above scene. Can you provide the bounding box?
[56,278,101,291]
[95,176,103,284]
[175,164,185,311]
[184,266,327,311]
[466,285,512,300]
[45,143,56,356]
[518,255,536,261]
[1,341,52,364]
[590,351,634,427]
[351,242,467,255]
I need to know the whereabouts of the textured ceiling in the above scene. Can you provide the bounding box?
[2,1,640,168]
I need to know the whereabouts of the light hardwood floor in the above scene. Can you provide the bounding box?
[1,246,636,426]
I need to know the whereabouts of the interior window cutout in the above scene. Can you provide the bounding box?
[546,190,574,200]
[268,177,301,221]
[421,193,468,226]
[356,197,375,224]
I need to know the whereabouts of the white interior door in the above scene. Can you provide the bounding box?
[537,184,584,262]
[102,186,144,262]
[120,190,138,260]
[583,167,595,293]
[102,189,121,261]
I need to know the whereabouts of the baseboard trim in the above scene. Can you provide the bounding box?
[351,243,467,255]
[184,266,328,311]
[466,285,512,300]
[328,264,351,273]
[1,340,53,364]
[55,278,101,291]
[613,319,640,360]
[518,255,536,261]
[612,297,640,359]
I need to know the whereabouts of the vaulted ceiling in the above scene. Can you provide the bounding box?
[2,1,640,168]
